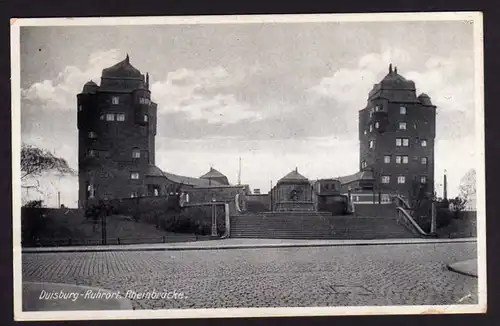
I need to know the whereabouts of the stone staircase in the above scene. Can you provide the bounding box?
[246,200,269,213]
[230,211,417,240]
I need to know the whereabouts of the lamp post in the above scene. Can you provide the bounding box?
[211,195,217,237]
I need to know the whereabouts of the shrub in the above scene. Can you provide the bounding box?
[449,196,467,218]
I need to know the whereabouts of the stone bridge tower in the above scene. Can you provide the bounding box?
[77,55,158,207]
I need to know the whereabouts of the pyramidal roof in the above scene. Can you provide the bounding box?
[382,64,409,82]
[101,54,142,79]
[200,167,227,179]
[279,168,309,182]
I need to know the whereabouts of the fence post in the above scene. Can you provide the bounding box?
[117,238,120,245]
[162,236,166,243]
[68,238,72,246]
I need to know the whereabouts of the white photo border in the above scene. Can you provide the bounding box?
[11,11,486,321]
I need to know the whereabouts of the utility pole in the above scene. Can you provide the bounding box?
[237,157,241,185]
[270,180,273,211]
[443,169,448,201]
[58,191,61,208]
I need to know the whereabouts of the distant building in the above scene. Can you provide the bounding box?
[338,64,436,201]
[200,167,230,186]
[77,56,241,207]
[253,189,261,195]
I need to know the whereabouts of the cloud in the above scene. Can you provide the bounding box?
[309,48,413,104]
[22,49,123,111]
[151,66,262,124]
[308,48,475,140]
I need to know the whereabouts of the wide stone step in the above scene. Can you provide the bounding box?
[229,213,415,239]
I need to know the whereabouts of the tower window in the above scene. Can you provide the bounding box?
[106,113,115,121]
[369,140,374,149]
[361,161,367,169]
[112,96,120,105]
[396,138,402,146]
[139,97,150,105]
[87,149,96,157]
[100,114,105,120]
[143,114,148,122]
[381,176,390,184]
[399,122,407,130]
[130,192,138,198]
[88,131,97,139]
[421,157,428,165]
[421,139,428,147]
[399,138,410,147]
[369,124,373,132]
[364,130,367,135]
[384,155,391,163]
[132,148,141,159]
[402,156,408,164]
[116,113,125,121]
[420,176,427,184]
[78,105,83,112]
[396,156,401,164]
[130,172,140,180]
[400,106,407,114]
[397,176,406,184]
[375,105,380,112]
[375,121,380,129]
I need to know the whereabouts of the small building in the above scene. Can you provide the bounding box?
[200,167,230,186]
[269,168,314,212]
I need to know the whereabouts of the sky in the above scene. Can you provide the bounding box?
[18,19,479,207]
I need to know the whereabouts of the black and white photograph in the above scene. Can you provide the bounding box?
[11,12,486,320]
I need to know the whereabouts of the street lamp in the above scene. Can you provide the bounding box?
[211,195,217,237]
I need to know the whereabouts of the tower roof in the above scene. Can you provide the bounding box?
[200,167,227,179]
[379,64,415,89]
[81,80,98,93]
[101,54,142,79]
[418,92,433,105]
[278,168,309,183]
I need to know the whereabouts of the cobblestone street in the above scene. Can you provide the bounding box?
[22,242,478,309]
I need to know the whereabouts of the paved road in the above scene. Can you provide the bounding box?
[22,242,478,309]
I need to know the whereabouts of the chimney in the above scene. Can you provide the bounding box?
[146,73,149,89]
[394,66,398,74]
[125,54,130,63]
[389,63,393,74]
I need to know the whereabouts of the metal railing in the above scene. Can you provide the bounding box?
[396,206,435,237]
[23,234,212,247]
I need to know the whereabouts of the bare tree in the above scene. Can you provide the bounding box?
[459,168,476,201]
[21,143,75,196]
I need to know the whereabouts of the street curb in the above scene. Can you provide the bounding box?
[446,259,478,278]
[22,238,477,254]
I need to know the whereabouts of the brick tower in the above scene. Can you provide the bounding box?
[77,55,158,207]
[358,64,436,198]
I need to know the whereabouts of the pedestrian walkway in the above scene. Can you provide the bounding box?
[22,282,133,311]
[22,237,477,253]
[447,259,478,277]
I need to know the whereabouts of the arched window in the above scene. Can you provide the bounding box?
[143,114,148,122]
